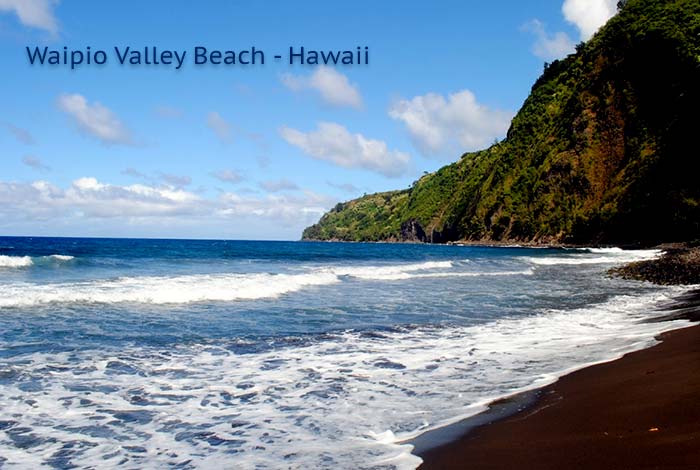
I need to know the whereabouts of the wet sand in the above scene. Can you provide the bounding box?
[418,323,700,469]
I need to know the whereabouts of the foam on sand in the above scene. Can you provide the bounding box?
[0,287,689,469]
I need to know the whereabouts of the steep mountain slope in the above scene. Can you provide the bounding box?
[303,0,700,245]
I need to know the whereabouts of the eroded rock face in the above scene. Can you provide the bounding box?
[400,220,426,242]
[397,221,459,244]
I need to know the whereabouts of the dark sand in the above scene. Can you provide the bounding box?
[418,324,700,469]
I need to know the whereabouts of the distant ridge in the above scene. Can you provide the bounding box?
[303,0,700,246]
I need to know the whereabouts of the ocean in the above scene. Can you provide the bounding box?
[0,237,690,469]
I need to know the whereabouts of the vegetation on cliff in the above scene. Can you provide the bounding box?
[303,0,700,245]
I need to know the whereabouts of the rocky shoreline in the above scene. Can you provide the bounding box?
[610,246,700,285]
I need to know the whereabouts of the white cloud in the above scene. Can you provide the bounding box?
[211,169,245,184]
[523,1,617,61]
[57,93,133,145]
[217,190,332,225]
[389,90,513,157]
[0,177,336,238]
[281,66,363,109]
[3,123,35,144]
[0,177,202,220]
[522,19,575,61]
[259,178,300,192]
[563,0,617,40]
[0,0,59,34]
[207,111,233,143]
[280,122,411,178]
[22,155,50,171]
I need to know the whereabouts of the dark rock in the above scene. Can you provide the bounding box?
[609,247,700,285]
[400,219,427,242]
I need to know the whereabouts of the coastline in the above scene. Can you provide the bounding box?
[300,238,626,249]
[300,238,690,251]
[416,290,700,469]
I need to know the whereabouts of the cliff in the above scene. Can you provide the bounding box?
[303,0,700,246]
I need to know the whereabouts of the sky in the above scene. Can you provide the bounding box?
[0,0,619,240]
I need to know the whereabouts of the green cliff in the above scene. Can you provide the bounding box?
[303,0,700,245]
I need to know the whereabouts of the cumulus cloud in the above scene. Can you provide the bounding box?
[207,111,233,143]
[388,90,513,157]
[217,190,332,225]
[0,177,203,220]
[522,19,575,61]
[57,93,133,145]
[0,0,59,34]
[280,122,411,178]
[281,66,363,109]
[22,155,50,172]
[211,169,245,184]
[563,0,617,40]
[0,177,334,238]
[66,177,201,217]
[3,123,35,145]
[259,178,300,193]
[523,1,617,61]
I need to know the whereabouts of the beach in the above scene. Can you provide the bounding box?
[418,307,700,469]
[0,238,694,468]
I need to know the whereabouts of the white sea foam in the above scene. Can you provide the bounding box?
[329,260,454,280]
[585,247,625,253]
[526,256,622,265]
[0,286,689,469]
[0,272,341,307]
[0,254,76,268]
[0,255,33,268]
[523,247,661,266]
[585,247,662,259]
[47,254,75,261]
[0,260,532,307]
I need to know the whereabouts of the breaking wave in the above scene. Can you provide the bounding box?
[0,254,76,268]
[523,248,661,266]
[0,287,689,469]
[0,255,33,268]
[0,260,534,307]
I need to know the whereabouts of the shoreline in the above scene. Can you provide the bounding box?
[300,238,691,251]
[415,289,700,469]
[300,237,599,248]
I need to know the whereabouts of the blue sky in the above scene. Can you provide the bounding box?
[0,0,619,239]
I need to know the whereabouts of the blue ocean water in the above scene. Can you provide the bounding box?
[0,237,689,469]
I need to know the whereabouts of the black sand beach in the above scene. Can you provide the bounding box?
[418,291,700,469]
